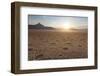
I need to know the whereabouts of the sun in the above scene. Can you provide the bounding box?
[63,25,71,29]
[62,22,72,30]
[56,22,74,32]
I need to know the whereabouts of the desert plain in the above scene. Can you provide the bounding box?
[28,29,88,60]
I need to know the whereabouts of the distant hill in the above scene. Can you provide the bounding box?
[28,23,55,30]
[70,28,88,32]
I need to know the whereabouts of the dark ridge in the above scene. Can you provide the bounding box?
[28,23,55,30]
[70,28,88,32]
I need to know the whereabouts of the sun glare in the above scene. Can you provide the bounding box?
[61,22,73,31]
[63,25,71,29]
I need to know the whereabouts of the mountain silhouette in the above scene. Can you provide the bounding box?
[28,23,55,30]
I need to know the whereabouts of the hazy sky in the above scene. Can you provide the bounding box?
[28,15,88,29]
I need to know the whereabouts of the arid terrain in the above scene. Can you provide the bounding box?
[28,29,88,61]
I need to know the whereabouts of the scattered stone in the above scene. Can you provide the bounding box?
[35,54,44,59]
[63,47,68,50]
[28,48,33,51]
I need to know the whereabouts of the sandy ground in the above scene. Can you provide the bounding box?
[28,29,88,61]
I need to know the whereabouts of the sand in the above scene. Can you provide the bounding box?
[28,29,88,61]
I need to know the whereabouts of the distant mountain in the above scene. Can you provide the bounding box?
[70,28,88,32]
[28,23,55,30]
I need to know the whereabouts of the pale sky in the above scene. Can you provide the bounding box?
[28,15,88,29]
